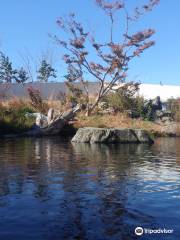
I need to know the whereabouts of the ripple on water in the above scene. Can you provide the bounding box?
[0,137,179,240]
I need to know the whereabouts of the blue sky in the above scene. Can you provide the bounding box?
[0,0,179,85]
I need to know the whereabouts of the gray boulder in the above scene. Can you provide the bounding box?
[72,127,154,144]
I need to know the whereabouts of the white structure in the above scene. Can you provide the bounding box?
[110,83,180,101]
[138,84,180,101]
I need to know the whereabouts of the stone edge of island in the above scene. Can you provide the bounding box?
[71,127,154,144]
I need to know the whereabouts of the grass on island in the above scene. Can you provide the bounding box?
[73,113,162,136]
[0,98,177,137]
[0,98,67,135]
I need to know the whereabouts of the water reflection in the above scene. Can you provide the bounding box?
[0,137,179,239]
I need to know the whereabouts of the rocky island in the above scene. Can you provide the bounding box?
[72,127,154,144]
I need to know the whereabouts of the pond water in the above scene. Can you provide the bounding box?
[0,137,179,240]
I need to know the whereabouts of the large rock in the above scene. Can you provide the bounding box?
[72,127,154,144]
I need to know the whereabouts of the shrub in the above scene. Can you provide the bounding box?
[0,100,34,134]
[103,82,145,115]
[65,82,87,108]
[167,98,180,121]
[27,87,48,114]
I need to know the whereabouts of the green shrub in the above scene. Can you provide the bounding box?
[103,82,145,117]
[0,102,35,134]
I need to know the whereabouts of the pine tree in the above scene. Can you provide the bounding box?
[0,52,18,83]
[16,67,29,84]
[37,60,57,82]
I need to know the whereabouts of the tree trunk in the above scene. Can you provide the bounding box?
[24,106,80,136]
[85,98,100,116]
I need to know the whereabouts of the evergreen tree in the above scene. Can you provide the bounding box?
[37,60,57,82]
[0,52,18,83]
[17,67,29,84]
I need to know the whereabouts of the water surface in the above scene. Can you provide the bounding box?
[0,137,179,240]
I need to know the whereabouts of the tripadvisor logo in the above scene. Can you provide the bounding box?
[135,227,144,236]
[135,226,174,236]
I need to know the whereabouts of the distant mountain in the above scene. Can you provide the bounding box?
[0,82,180,101]
[0,82,99,100]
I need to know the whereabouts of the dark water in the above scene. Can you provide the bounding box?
[0,137,179,240]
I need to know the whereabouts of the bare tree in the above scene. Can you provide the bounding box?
[53,0,159,115]
[18,49,36,82]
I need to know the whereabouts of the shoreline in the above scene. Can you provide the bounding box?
[0,124,179,139]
